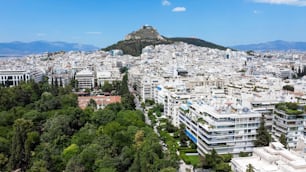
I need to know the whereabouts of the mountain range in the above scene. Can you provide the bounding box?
[231,40,306,52]
[2,27,306,57]
[0,41,99,56]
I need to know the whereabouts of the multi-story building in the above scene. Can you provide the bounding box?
[272,105,306,148]
[48,73,70,87]
[75,69,95,89]
[179,98,261,155]
[251,100,279,131]
[29,68,44,83]
[166,92,190,127]
[96,70,121,86]
[0,70,31,86]
[136,76,160,102]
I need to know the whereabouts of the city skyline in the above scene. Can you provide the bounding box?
[1,0,306,47]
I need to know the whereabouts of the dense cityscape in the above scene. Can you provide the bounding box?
[1,0,306,171]
[0,25,306,172]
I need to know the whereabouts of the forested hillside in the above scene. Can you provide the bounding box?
[0,74,178,172]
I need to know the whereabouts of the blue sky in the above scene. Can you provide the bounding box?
[0,0,306,47]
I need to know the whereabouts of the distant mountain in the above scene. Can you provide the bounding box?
[231,40,306,51]
[0,41,99,56]
[103,25,228,56]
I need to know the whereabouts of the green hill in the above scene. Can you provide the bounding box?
[104,39,173,56]
[169,37,227,51]
[103,26,229,56]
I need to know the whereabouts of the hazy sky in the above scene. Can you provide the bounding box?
[1,0,306,47]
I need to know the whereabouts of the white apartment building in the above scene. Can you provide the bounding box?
[0,70,31,86]
[155,84,191,126]
[137,76,160,102]
[179,98,261,155]
[251,100,279,131]
[231,142,306,172]
[75,69,94,89]
[30,68,44,83]
[166,92,190,127]
[96,70,121,86]
[272,107,306,148]
[48,73,70,87]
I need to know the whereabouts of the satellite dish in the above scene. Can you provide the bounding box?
[242,107,249,112]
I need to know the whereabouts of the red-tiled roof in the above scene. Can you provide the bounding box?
[78,96,121,109]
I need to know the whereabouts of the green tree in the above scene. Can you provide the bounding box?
[102,81,113,93]
[65,156,84,172]
[119,74,129,95]
[0,153,8,170]
[134,130,144,148]
[60,93,78,108]
[221,153,232,163]
[111,81,122,95]
[215,162,231,172]
[246,163,254,172]
[122,93,136,110]
[120,66,128,74]
[179,124,188,147]
[40,115,73,145]
[91,109,116,126]
[88,98,97,109]
[201,149,222,169]
[62,144,79,162]
[36,92,61,112]
[279,134,287,148]
[141,102,145,110]
[70,78,79,91]
[71,123,96,147]
[25,131,40,159]
[99,121,124,137]
[0,136,10,157]
[254,115,271,147]
[28,160,48,172]
[160,167,177,172]
[239,152,249,157]
[282,85,294,92]
[79,144,105,171]
[9,119,33,171]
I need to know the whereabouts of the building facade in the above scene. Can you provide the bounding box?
[75,69,95,89]
[272,108,306,148]
[0,70,31,86]
[231,142,306,172]
[179,99,261,155]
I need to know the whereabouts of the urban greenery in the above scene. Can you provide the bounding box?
[254,115,271,147]
[275,102,303,115]
[0,75,178,171]
[200,149,232,172]
[279,134,288,148]
[282,85,294,92]
[246,164,255,172]
[238,152,249,157]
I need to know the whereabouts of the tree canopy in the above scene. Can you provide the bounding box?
[0,78,178,172]
[254,115,271,147]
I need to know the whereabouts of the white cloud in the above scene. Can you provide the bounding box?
[162,0,171,6]
[253,0,306,6]
[172,7,186,12]
[36,33,46,37]
[253,10,262,14]
[85,32,101,35]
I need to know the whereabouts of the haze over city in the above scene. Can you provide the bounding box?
[1,0,306,47]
